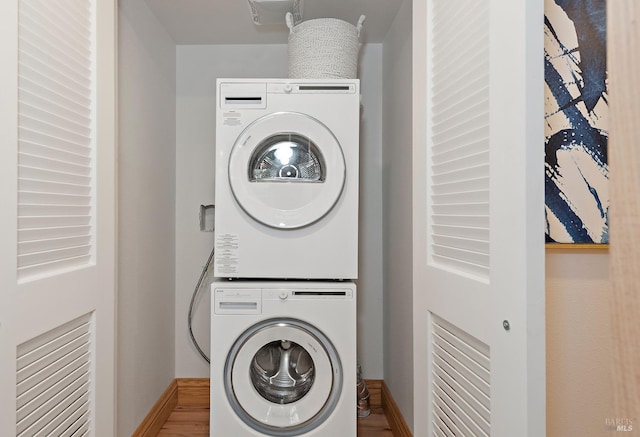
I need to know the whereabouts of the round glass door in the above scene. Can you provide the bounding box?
[250,340,315,404]
[224,318,343,436]
[228,112,346,229]
[249,134,325,183]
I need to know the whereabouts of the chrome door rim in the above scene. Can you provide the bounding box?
[223,318,343,436]
[228,112,346,229]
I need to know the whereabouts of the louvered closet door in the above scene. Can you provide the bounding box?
[412,0,545,435]
[0,0,116,435]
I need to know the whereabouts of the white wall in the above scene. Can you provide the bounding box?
[381,0,414,430]
[546,251,612,437]
[175,45,385,379]
[117,0,176,435]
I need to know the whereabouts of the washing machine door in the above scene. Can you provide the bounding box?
[224,318,343,436]
[228,112,346,229]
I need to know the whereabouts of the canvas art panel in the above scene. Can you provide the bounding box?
[544,0,608,244]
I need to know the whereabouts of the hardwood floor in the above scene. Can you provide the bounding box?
[157,406,208,436]
[157,405,395,436]
[148,379,398,436]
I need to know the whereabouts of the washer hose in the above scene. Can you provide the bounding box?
[188,245,215,364]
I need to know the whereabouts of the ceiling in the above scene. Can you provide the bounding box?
[144,0,404,44]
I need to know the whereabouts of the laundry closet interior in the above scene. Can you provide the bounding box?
[118,0,411,435]
[117,0,614,436]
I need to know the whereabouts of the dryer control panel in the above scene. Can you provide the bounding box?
[267,82,357,94]
[219,82,267,110]
[219,81,357,112]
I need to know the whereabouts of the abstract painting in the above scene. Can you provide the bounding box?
[544,0,608,244]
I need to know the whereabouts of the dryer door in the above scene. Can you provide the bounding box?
[224,318,343,436]
[228,112,346,229]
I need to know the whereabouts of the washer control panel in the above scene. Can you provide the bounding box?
[213,286,354,314]
[263,289,353,300]
[213,287,262,315]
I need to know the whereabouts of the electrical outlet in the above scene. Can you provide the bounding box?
[199,204,215,232]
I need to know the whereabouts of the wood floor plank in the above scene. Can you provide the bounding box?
[157,405,395,436]
[157,407,209,436]
[358,406,395,436]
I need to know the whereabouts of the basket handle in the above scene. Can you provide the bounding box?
[286,13,365,36]
[356,15,366,38]
[285,12,294,33]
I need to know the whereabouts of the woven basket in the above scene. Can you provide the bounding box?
[286,12,365,79]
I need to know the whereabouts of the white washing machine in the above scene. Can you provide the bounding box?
[214,79,360,280]
[210,281,356,437]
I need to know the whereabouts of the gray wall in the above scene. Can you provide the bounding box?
[174,44,289,378]
[175,44,385,379]
[117,0,176,434]
[381,0,414,430]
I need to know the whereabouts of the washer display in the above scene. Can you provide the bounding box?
[214,79,360,280]
[210,281,356,437]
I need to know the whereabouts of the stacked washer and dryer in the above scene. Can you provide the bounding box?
[211,79,360,437]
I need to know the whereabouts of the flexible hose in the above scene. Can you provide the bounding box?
[188,245,216,364]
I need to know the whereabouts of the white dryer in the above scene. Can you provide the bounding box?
[210,281,356,437]
[214,79,360,280]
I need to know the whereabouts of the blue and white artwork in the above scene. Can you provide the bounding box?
[544,0,608,244]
